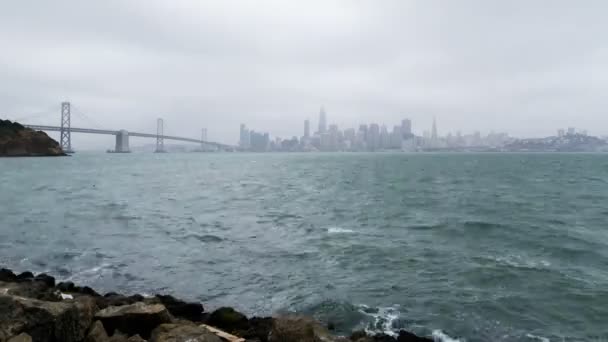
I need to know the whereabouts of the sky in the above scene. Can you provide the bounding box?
[1,0,607,148]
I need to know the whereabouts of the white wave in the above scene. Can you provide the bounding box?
[66,263,112,281]
[327,227,355,234]
[494,255,551,269]
[526,333,550,342]
[432,330,464,342]
[357,304,401,336]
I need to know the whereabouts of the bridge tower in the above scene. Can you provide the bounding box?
[60,102,74,153]
[201,128,207,151]
[155,118,165,153]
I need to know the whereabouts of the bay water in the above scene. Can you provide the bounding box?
[1,153,607,341]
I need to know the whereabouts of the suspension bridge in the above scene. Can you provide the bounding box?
[13,102,235,153]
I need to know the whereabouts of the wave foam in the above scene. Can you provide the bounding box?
[432,330,464,342]
[357,304,401,336]
[494,255,551,269]
[526,333,550,342]
[328,227,355,234]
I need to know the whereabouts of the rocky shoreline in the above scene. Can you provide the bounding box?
[0,268,434,342]
[0,120,65,157]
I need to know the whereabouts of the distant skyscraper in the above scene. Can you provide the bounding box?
[239,124,250,148]
[380,125,390,149]
[304,119,310,138]
[567,127,575,135]
[431,117,438,141]
[201,128,207,141]
[401,119,412,137]
[368,123,380,151]
[318,106,327,134]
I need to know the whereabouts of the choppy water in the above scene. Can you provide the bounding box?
[1,153,608,341]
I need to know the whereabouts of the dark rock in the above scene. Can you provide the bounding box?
[371,334,396,342]
[350,330,368,341]
[16,271,34,281]
[99,294,141,309]
[268,315,347,342]
[0,268,17,282]
[34,273,55,287]
[268,316,314,342]
[130,294,144,302]
[95,302,172,339]
[0,293,96,342]
[207,307,249,333]
[126,335,146,342]
[150,324,222,342]
[57,281,76,292]
[85,320,110,342]
[155,294,204,321]
[76,286,101,297]
[2,279,61,301]
[243,317,273,342]
[396,330,434,342]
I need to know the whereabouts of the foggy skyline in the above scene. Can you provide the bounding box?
[1,1,607,148]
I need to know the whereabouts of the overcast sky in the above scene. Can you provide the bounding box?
[1,0,607,148]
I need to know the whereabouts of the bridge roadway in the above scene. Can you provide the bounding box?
[25,125,234,149]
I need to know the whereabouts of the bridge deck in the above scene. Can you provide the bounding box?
[25,125,234,149]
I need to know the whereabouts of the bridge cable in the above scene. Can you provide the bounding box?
[70,105,105,130]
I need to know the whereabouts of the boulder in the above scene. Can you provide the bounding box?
[85,321,110,342]
[98,293,145,309]
[396,330,433,342]
[85,321,147,342]
[241,317,273,342]
[349,330,368,341]
[7,333,33,342]
[126,335,146,342]
[150,324,222,342]
[0,293,96,342]
[1,279,61,302]
[268,316,348,342]
[75,286,101,297]
[206,307,249,333]
[57,281,76,292]
[0,268,17,282]
[155,294,204,321]
[15,272,34,282]
[95,302,172,339]
[34,274,56,287]
[370,334,396,342]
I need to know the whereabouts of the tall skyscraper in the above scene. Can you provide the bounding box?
[304,119,310,138]
[431,117,438,141]
[380,125,390,149]
[239,124,250,148]
[318,106,327,134]
[401,119,412,137]
[368,123,380,151]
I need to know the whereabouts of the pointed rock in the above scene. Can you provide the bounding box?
[95,302,172,339]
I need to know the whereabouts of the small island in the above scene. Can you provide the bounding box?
[0,119,65,157]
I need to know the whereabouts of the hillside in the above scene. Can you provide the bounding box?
[0,119,65,156]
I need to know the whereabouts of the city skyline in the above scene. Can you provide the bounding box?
[238,107,603,152]
[2,1,608,149]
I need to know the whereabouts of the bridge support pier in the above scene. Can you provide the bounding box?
[114,130,130,153]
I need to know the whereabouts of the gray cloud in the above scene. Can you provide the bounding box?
[1,0,607,148]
